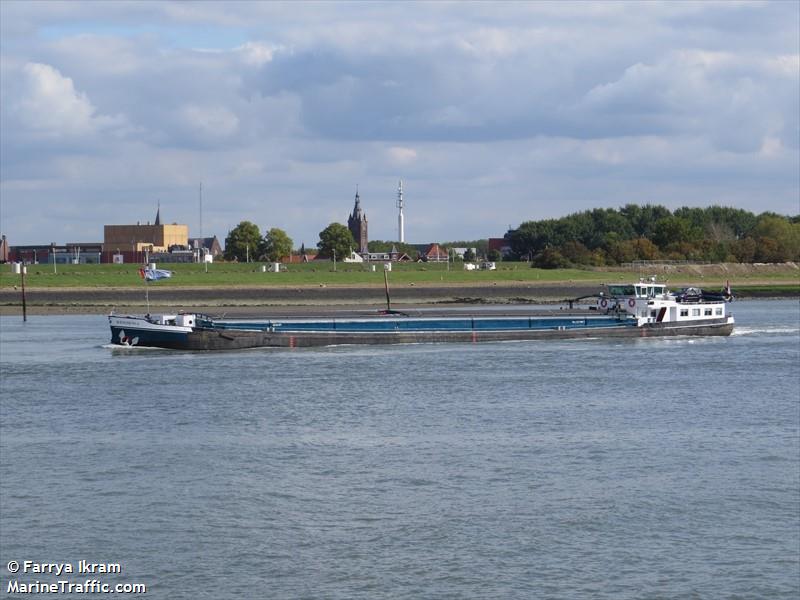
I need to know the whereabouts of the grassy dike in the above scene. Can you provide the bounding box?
[0,261,635,288]
[0,262,797,316]
[1,261,798,290]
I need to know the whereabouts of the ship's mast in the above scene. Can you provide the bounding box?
[396,180,405,243]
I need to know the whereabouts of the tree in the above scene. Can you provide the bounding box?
[463,248,476,262]
[508,220,555,260]
[224,221,262,262]
[560,241,592,265]
[261,228,293,262]
[704,205,757,238]
[487,249,502,262]
[652,216,691,249]
[752,215,800,261]
[706,221,735,244]
[731,237,756,263]
[317,223,355,259]
[533,247,569,269]
[754,237,782,263]
[620,203,671,239]
[589,208,634,249]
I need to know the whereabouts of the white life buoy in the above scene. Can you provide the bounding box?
[600,299,608,308]
[628,298,636,308]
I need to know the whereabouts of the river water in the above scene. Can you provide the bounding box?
[1,300,798,599]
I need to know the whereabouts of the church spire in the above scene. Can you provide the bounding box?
[155,201,161,226]
[347,186,368,254]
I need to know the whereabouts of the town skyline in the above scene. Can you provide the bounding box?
[2,1,798,246]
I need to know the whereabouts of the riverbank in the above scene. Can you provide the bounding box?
[0,282,593,316]
[1,281,796,316]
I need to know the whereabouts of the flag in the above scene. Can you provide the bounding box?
[139,267,172,281]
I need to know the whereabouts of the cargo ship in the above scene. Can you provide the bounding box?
[108,280,734,350]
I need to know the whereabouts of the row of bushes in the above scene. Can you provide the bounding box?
[505,205,799,267]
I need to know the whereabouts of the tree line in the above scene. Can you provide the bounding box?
[224,220,491,263]
[223,222,294,262]
[506,205,800,267]
[223,205,799,265]
[224,221,359,262]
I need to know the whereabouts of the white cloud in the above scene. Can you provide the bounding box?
[386,146,418,166]
[178,104,240,138]
[759,136,783,158]
[14,62,122,138]
[236,41,281,66]
[576,47,798,153]
[768,54,800,76]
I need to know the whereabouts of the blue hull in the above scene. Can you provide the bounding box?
[215,315,634,334]
[110,325,190,349]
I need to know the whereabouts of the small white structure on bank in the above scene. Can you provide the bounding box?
[343,250,364,263]
[464,261,496,271]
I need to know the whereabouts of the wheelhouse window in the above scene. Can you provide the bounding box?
[680,309,689,317]
[608,285,635,296]
[704,308,713,316]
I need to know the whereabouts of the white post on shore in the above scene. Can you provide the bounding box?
[20,265,27,322]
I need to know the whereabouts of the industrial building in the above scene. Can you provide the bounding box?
[7,242,103,265]
[6,208,220,264]
[103,208,189,263]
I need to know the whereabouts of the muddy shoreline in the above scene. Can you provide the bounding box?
[0,283,795,316]
[0,283,600,316]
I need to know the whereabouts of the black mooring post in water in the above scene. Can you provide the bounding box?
[384,269,392,313]
[20,265,27,322]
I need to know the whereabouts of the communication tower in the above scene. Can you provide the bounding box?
[397,180,405,243]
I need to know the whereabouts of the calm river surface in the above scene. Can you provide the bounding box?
[1,300,798,599]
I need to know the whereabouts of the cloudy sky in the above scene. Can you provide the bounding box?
[1,1,798,247]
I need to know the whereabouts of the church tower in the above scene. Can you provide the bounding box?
[347,187,368,253]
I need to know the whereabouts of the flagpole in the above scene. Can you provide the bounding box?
[139,266,172,313]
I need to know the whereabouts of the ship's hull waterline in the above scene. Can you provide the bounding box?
[110,317,734,350]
